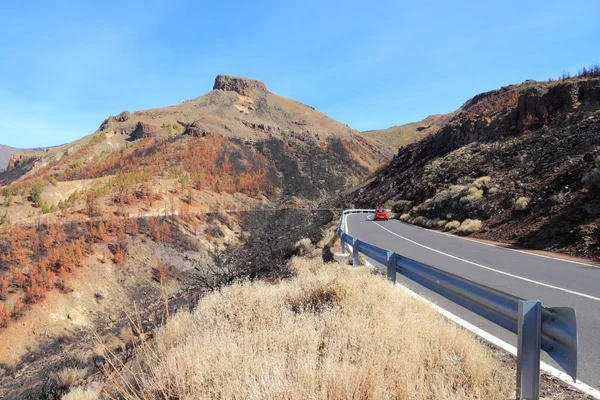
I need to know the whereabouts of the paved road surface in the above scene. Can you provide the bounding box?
[346,213,600,389]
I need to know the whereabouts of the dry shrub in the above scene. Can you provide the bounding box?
[457,219,483,235]
[399,213,411,222]
[444,220,461,231]
[294,238,313,256]
[346,253,366,266]
[106,257,511,399]
[437,219,448,228]
[459,187,483,206]
[63,387,99,400]
[514,196,530,210]
[50,367,87,389]
[473,176,491,189]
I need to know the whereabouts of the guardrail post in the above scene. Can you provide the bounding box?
[386,251,396,283]
[352,238,360,267]
[517,300,542,400]
[340,234,346,254]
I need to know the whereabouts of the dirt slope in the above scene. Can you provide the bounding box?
[363,113,453,149]
[351,75,600,259]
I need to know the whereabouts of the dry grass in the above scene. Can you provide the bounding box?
[50,367,87,389]
[456,219,483,235]
[473,176,491,189]
[106,257,511,399]
[444,220,461,231]
[294,238,313,256]
[514,196,530,210]
[63,387,99,400]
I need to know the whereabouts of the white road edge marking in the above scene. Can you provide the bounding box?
[400,220,599,268]
[368,218,600,302]
[342,223,600,399]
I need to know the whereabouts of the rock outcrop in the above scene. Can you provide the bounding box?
[130,121,161,140]
[213,75,268,97]
[99,111,131,131]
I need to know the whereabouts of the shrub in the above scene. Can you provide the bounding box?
[514,197,530,211]
[488,187,499,195]
[412,216,428,227]
[384,200,397,210]
[89,132,107,146]
[399,213,410,222]
[473,176,491,189]
[444,220,461,231]
[347,253,366,266]
[426,219,438,229]
[437,220,448,229]
[456,219,482,235]
[391,200,413,214]
[50,367,87,389]
[459,187,483,207]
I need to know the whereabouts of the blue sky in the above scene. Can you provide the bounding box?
[0,0,599,148]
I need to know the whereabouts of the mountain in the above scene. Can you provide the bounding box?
[351,75,600,259]
[0,145,23,171]
[0,75,390,221]
[363,114,453,149]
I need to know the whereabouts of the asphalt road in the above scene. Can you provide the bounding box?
[346,213,600,390]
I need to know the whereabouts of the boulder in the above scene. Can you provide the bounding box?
[130,121,161,140]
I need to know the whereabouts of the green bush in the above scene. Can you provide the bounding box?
[399,213,410,222]
[30,182,45,208]
[89,132,107,146]
[456,219,482,235]
[391,200,413,214]
[437,220,448,228]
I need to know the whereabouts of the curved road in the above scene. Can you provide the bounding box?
[346,213,600,390]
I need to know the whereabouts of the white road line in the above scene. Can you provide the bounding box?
[363,218,600,302]
[401,220,599,268]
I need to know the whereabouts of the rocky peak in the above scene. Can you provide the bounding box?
[99,111,131,131]
[213,75,268,97]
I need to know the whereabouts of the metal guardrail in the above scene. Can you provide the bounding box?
[337,209,578,400]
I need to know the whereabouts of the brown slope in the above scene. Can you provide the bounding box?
[351,75,600,259]
[363,113,453,149]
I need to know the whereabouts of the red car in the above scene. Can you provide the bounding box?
[374,208,389,221]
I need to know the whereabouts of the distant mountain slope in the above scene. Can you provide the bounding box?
[363,114,452,149]
[351,75,600,259]
[0,145,23,171]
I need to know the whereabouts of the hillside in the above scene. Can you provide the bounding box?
[0,75,391,224]
[363,114,452,149]
[0,145,23,172]
[351,75,600,259]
